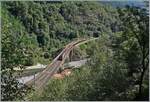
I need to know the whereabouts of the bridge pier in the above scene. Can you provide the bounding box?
[69,49,73,62]
[57,68,62,73]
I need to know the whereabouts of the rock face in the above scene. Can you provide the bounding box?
[17,73,39,84]
[18,68,72,83]
[53,69,72,79]
[17,59,89,83]
[14,63,46,71]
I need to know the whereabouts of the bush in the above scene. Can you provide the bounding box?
[43,52,50,59]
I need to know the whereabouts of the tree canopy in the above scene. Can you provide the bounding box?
[1,1,149,101]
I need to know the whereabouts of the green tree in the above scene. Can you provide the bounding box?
[1,7,32,101]
[117,6,149,99]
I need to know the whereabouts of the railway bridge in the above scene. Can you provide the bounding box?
[26,38,97,90]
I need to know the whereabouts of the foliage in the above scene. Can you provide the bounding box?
[1,1,149,101]
[1,7,33,101]
[28,35,134,101]
[117,6,149,100]
[3,1,120,47]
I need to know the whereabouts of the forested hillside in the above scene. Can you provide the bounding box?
[1,1,149,101]
[2,1,121,64]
